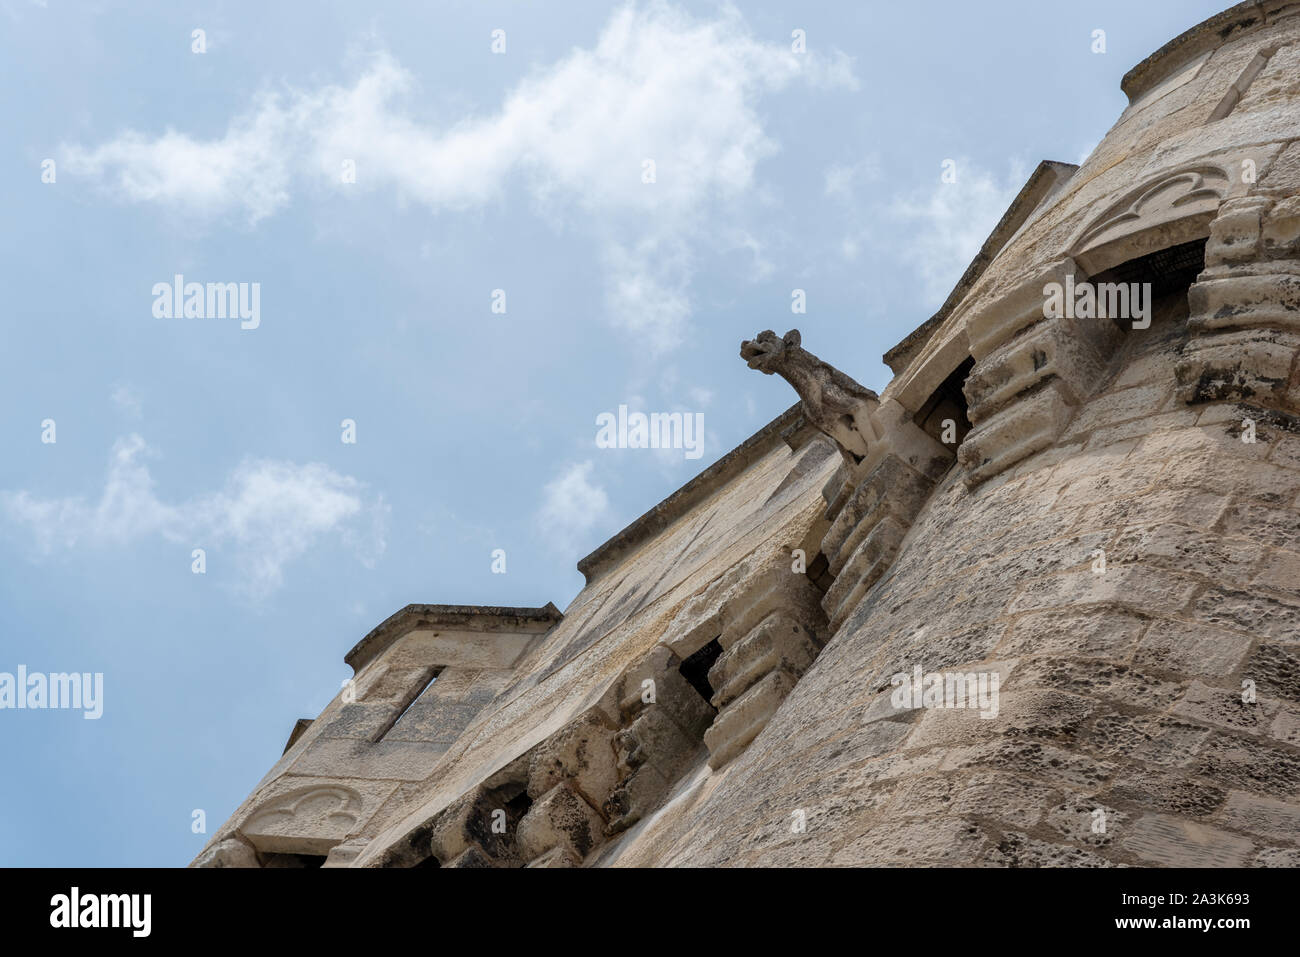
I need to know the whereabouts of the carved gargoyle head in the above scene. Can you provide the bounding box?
[739,329,801,374]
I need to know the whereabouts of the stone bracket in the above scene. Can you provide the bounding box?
[958,257,1124,486]
[814,400,955,631]
[1177,194,1300,409]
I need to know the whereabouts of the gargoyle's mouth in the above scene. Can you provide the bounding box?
[740,339,772,369]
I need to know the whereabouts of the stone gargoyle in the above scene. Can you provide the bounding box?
[740,329,879,463]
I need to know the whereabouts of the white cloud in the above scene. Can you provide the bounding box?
[724,229,775,282]
[299,5,856,220]
[603,236,693,350]
[110,383,143,417]
[888,159,1027,304]
[0,435,387,598]
[688,386,714,407]
[823,156,880,199]
[64,95,293,224]
[537,460,611,553]
[62,2,857,351]
[193,458,386,594]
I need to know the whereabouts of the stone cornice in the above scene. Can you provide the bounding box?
[576,403,804,584]
[1120,1,1288,103]
[345,602,562,674]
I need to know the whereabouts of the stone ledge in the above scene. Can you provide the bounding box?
[1121,1,1277,104]
[576,403,803,584]
[345,602,562,674]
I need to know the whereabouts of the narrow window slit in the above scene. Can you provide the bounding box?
[373,666,443,742]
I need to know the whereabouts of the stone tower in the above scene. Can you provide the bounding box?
[196,1,1300,868]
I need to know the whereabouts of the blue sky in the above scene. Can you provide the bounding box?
[0,0,1228,866]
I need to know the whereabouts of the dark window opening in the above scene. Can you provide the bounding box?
[678,638,723,706]
[373,666,443,742]
[805,551,834,595]
[260,852,328,868]
[385,821,437,868]
[914,355,975,449]
[1090,237,1207,313]
[503,789,532,819]
[462,781,533,859]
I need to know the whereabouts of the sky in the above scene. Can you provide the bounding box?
[0,0,1232,866]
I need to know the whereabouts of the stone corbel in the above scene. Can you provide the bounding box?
[958,257,1124,487]
[739,330,955,633]
[818,400,954,632]
[696,560,827,768]
[600,646,715,832]
[1176,193,1300,409]
[658,553,830,771]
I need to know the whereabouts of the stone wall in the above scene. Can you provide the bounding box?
[194,410,845,867]
[601,293,1300,866]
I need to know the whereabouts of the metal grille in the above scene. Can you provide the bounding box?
[1097,238,1206,298]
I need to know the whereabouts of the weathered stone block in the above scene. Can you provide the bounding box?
[1007,565,1198,618]
[1105,768,1226,818]
[708,612,819,709]
[443,843,498,868]
[1135,619,1253,677]
[1121,813,1253,867]
[1203,195,1270,266]
[1187,274,1300,332]
[720,565,826,647]
[525,846,581,868]
[1176,327,1300,406]
[615,705,704,782]
[516,782,605,861]
[1194,732,1300,799]
[1193,586,1300,642]
[1220,790,1300,842]
[526,708,619,808]
[191,837,259,868]
[964,258,1079,360]
[428,786,525,865]
[984,832,1116,867]
[959,380,1076,486]
[820,455,932,574]
[831,818,988,866]
[822,514,908,630]
[966,318,1115,425]
[704,668,797,769]
[614,645,715,740]
[603,760,671,834]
